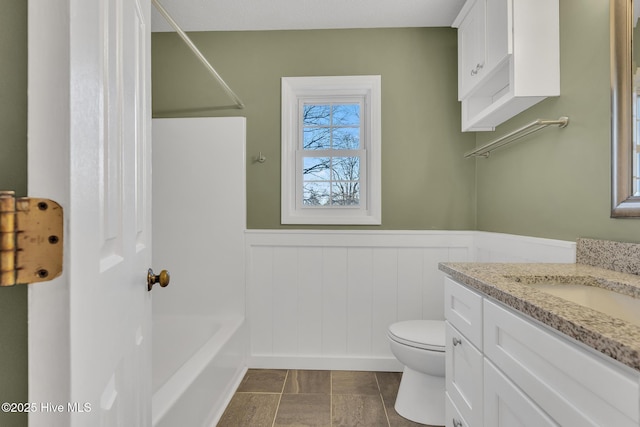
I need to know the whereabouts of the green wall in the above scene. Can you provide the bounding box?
[152,28,477,230]
[152,0,639,242]
[475,0,640,243]
[0,1,28,426]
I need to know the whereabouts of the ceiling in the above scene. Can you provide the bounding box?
[151,0,466,32]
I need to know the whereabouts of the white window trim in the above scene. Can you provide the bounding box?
[281,75,381,225]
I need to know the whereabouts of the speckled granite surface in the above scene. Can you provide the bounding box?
[577,238,640,275]
[438,261,640,372]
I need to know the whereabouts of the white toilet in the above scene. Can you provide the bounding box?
[387,320,446,426]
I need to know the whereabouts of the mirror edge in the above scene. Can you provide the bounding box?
[611,0,640,217]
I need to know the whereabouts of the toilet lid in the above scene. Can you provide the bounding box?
[388,320,445,352]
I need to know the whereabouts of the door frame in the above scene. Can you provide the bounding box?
[27,1,72,424]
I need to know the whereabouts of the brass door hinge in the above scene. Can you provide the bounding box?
[0,191,63,286]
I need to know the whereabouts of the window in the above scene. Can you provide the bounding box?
[281,76,381,224]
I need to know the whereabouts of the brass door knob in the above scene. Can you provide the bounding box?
[147,268,170,291]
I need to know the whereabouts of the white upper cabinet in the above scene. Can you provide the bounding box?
[457,0,487,99]
[453,0,559,131]
[457,0,509,100]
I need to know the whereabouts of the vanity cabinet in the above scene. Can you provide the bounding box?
[452,0,559,131]
[444,277,483,427]
[444,277,640,427]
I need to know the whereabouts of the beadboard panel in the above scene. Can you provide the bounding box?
[474,231,576,263]
[245,230,575,371]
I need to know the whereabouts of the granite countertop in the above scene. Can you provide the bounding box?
[438,261,640,372]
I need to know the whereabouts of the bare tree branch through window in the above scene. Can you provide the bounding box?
[302,103,361,206]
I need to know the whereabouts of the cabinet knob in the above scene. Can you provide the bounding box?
[453,418,464,427]
[470,63,484,76]
[452,336,462,346]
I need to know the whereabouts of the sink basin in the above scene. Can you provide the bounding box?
[508,276,640,328]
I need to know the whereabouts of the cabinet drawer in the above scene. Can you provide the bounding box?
[444,277,483,348]
[484,360,559,427]
[446,322,483,427]
[484,299,640,426]
[446,393,470,427]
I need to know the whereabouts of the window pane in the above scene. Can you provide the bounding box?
[332,104,360,126]
[303,104,330,126]
[331,157,360,181]
[303,128,331,150]
[332,128,360,149]
[332,182,360,206]
[303,182,330,206]
[303,157,331,180]
[296,97,367,210]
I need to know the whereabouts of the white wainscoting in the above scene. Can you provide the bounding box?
[474,232,577,263]
[245,230,576,371]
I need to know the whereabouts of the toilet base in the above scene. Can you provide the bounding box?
[394,366,445,426]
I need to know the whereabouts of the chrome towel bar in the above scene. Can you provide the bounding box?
[464,116,569,158]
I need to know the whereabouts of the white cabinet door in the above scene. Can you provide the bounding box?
[457,0,487,99]
[485,0,510,69]
[484,360,559,427]
[446,322,483,427]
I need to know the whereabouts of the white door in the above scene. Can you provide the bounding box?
[28,0,154,426]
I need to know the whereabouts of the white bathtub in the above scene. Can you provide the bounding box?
[152,118,247,426]
[152,315,247,427]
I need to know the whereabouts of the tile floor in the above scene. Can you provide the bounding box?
[217,369,440,427]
